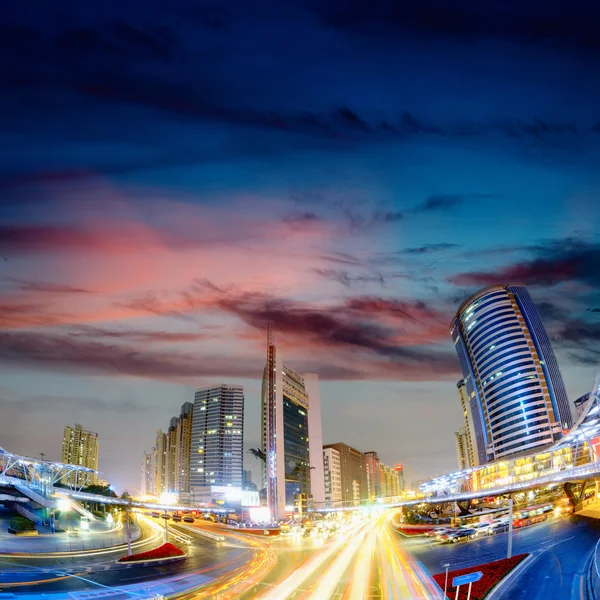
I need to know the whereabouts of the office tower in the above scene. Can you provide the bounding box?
[394,464,404,492]
[323,447,342,507]
[262,326,324,520]
[61,424,99,486]
[190,384,244,501]
[323,442,367,505]
[154,429,167,495]
[302,373,325,508]
[364,451,381,500]
[455,427,471,470]
[457,379,479,466]
[451,284,573,461]
[174,402,193,503]
[379,463,401,498]
[574,393,590,419]
[166,416,179,493]
[140,450,155,496]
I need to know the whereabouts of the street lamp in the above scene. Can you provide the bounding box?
[443,563,450,598]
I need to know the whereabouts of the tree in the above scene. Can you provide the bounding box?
[120,491,132,501]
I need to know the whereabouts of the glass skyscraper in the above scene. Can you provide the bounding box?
[261,326,323,520]
[451,284,572,461]
[190,385,244,495]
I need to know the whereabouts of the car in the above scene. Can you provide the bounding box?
[444,528,476,543]
[487,522,509,535]
[425,528,449,538]
[436,528,460,542]
[183,517,195,523]
[171,515,182,522]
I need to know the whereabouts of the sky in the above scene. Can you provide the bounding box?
[1,0,600,492]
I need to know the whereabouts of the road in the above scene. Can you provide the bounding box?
[243,512,444,599]
[0,512,444,599]
[400,515,600,600]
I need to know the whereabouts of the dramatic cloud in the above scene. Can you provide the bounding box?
[5,278,94,294]
[450,239,600,288]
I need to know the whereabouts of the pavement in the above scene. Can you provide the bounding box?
[0,512,138,554]
[400,514,600,600]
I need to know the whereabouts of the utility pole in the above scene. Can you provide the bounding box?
[507,497,513,559]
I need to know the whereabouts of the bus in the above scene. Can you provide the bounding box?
[513,504,553,528]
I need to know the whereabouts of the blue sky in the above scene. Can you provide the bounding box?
[1,0,599,491]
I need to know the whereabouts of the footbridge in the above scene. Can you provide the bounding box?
[406,373,600,511]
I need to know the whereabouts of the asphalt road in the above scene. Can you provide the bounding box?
[0,518,250,595]
[400,515,600,600]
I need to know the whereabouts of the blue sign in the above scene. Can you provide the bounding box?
[452,571,483,586]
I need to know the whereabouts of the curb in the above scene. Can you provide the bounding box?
[486,553,533,600]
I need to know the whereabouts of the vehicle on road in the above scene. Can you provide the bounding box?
[444,528,476,543]
[487,522,509,535]
[172,515,182,522]
[183,517,195,523]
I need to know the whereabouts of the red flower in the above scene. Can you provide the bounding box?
[118,542,185,562]
[432,554,528,600]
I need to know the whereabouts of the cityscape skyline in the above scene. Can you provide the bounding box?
[1,0,599,494]
[2,290,596,492]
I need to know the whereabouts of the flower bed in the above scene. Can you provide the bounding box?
[118,542,185,562]
[396,525,436,536]
[433,554,528,600]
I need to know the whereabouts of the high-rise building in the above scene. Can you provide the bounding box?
[166,417,178,492]
[61,424,99,486]
[364,451,381,500]
[154,429,167,495]
[190,384,244,502]
[323,442,367,505]
[457,379,479,466]
[394,464,404,492]
[174,402,193,503]
[302,373,325,509]
[262,326,324,520]
[455,427,471,470]
[451,284,573,462]
[140,450,155,496]
[379,463,401,498]
[323,447,342,507]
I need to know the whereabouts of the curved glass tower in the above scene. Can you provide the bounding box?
[451,284,572,461]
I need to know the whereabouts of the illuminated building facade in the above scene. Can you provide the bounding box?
[262,326,323,520]
[455,427,471,470]
[323,447,342,507]
[61,424,99,486]
[451,284,572,461]
[154,429,167,495]
[190,384,244,503]
[457,379,480,466]
[324,442,367,505]
[140,450,155,496]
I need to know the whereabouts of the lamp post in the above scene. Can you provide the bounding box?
[507,497,513,559]
[443,563,450,598]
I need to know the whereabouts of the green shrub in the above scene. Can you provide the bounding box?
[9,516,35,531]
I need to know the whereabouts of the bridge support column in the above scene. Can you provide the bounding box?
[456,500,472,516]
[564,481,590,511]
